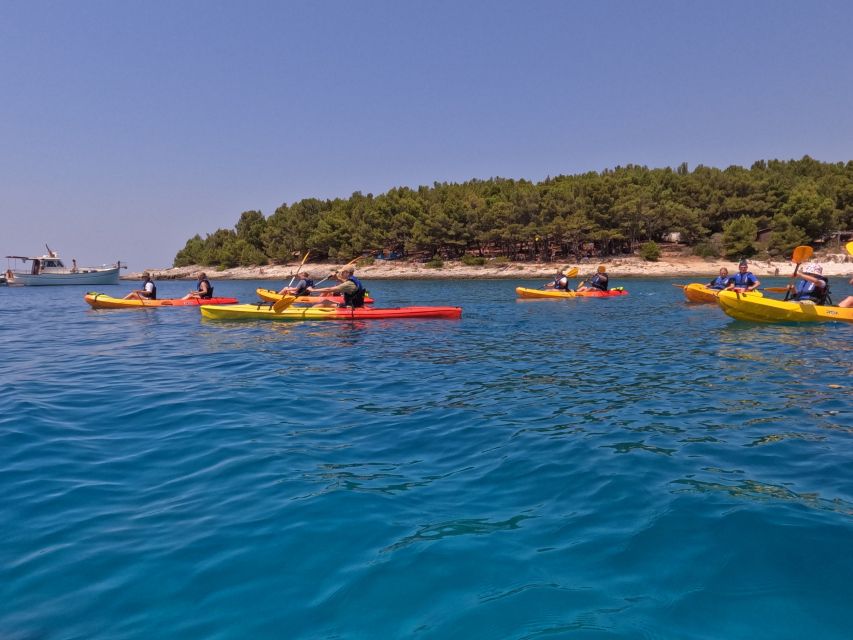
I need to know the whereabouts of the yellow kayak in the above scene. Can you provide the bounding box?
[683,283,762,304]
[255,288,375,305]
[717,291,853,323]
[515,287,627,299]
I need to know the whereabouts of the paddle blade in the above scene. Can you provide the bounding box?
[764,286,791,293]
[565,267,579,278]
[272,294,296,313]
[846,241,853,256]
[791,245,813,264]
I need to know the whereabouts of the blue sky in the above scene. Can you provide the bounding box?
[2,0,851,269]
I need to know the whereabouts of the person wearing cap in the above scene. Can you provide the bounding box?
[277,271,314,297]
[312,265,366,308]
[725,260,760,292]
[182,272,214,300]
[788,263,830,304]
[577,265,609,292]
[707,267,731,290]
[545,267,573,291]
[123,272,157,300]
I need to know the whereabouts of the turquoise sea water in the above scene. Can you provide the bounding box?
[1,278,851,639]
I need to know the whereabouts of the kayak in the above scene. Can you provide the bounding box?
[682,283,762,304]
[85,293,238,309]
[515,287,627,299]
[716,291,853,324]
[255,288,375,305]
[200,304,462,321]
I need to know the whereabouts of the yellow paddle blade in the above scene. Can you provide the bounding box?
[791,245,813,263]
[846,241,853,256]
[272,294,297,313]
[565,267,579,278]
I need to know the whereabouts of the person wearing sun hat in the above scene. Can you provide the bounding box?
[545,265,574,291]
[789,263,830,304]
[726,259,760,292]
[577,264,610,292]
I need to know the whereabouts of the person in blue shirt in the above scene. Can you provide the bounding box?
[577,265,609,292]
[726,260,760,292]
[278,271,314,297]
[789,263,829,304]
[545,267,573,291]
[707,267,730,290]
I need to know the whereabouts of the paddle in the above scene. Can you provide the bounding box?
[285,251,311,289]
[846,240,853,256]
[542,266,578,289]
[272,293,297,313]
[764,286,791,293]
[313,256,360,288]
[784,245,813,301]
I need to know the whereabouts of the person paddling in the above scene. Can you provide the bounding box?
[545,267,573,291]
[707,267,730,290]
[312,266,366,308]
[277,271,314,297]
[123,272,157,300]
[787,263,830,304]
[577,265,609,292]
[182,272,214,300]
[726,260,760,292]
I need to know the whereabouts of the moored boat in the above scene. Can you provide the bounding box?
[716,290,853,324]
[255,288,375,305]
[200,304,462,321]
[515,287,627,299]
[6,247,121,286]
[85,292,239,309]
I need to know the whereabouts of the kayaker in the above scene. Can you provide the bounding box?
[277,271,314,297]
[788,263,829,304]
[312,266,366,308]
[182,272,214,300]
[839,276,853,308]
[545,267,572,291]
[124,272,157,300]
[707,267,730,290]
[577,265,609,292]
[726,260,760,292]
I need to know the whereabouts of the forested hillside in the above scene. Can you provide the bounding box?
[174,157,853,268]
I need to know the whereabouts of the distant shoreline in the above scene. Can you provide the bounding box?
[125,254,853,281]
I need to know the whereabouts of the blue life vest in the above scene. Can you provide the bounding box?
[589,273,608,291]
[294,278,314,296]
[141,280,157,299]
[730,272,757,288]
[708,276,729,290]
[342,276,366,308]
[793,275,829,304]
[553,276,569,290]
[198,278,213,299]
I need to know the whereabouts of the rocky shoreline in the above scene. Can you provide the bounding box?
[125,253,853,281]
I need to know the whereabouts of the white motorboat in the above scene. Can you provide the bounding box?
[5,246,123,286]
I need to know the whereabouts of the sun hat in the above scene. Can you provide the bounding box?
[802,263,823,275]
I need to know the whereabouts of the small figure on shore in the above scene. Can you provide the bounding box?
[312,266,365,308]
[182,272,213,300]
[278,271,314,297]
[726,260,760,292]
[124,272,157,300]
[71,259,78,273]
[788,263,829,304]
[707,267,730,290]
[577,265,609,292]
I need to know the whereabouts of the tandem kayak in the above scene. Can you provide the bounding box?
[716,291,853,324]
[515,287,627,299]
[255,288,375,305]
[85,293,239,309]
[682,283,761,304]
[200,304,462,321]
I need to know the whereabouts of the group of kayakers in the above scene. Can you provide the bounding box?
[547,265,611,292]
[124,272,214,302]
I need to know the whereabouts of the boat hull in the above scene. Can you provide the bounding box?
[85,293,239,309]
[683,284,761,304]
[200,304,462,321]
[515,287,627,299]
[9,267,121,286]
[716,291,853,324]
[255,288,375,305]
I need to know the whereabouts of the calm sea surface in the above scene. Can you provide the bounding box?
[1,278,851,639]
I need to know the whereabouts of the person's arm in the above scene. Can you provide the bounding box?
[748,276,760,291]
[798,273,826,288]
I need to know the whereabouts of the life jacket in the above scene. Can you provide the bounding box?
[553,276,569,290]
[198,278,213,299]
[142,281,157,300]
[342,276,366,308]
[294,278,314,296]
[730,272,756,288]
[708,276,729,290]
[793,275,829,304]
[589,273,608,291]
